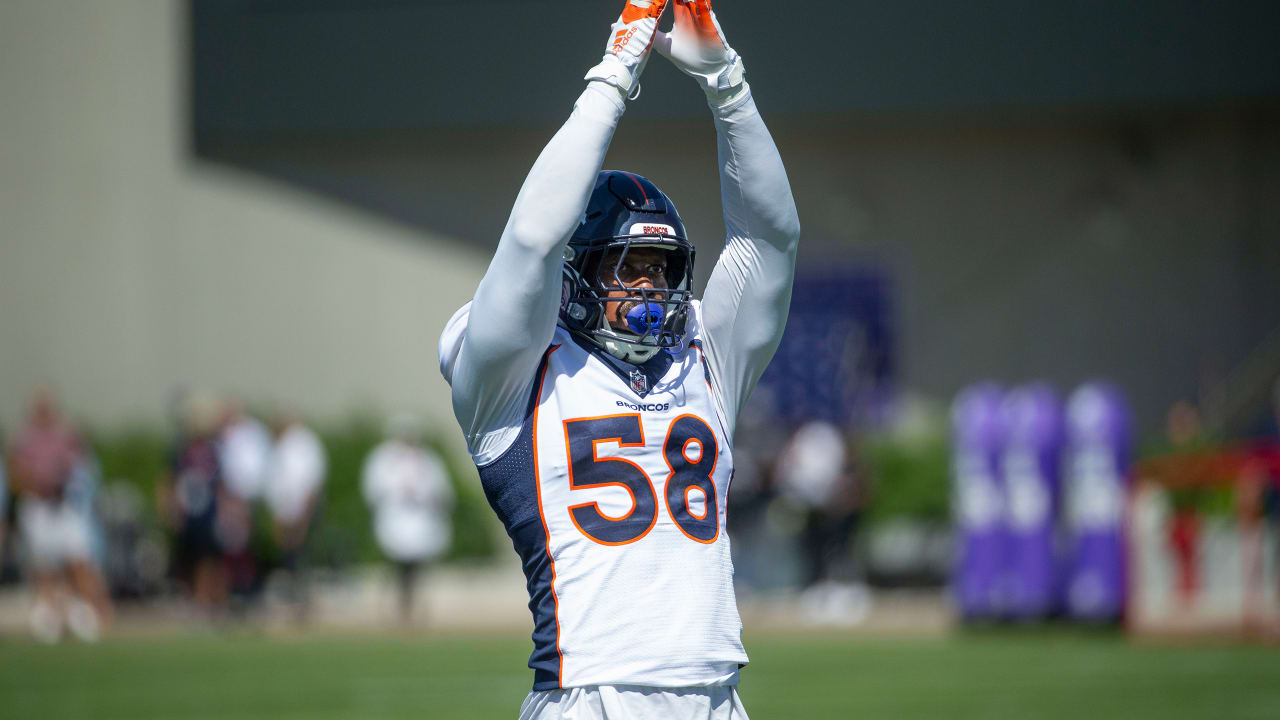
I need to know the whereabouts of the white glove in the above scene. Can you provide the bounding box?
[654,0,747,107]
[585,0,672,101]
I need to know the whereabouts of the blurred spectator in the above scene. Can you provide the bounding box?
[0,424,9,571]
[0,422,7,563]
[776,421,861,586]
[361,415,455,625]
[1267,378,1280,610]
[775,421,869,622]
[724,407,788,591]
[64,441,106,570]
[158,390,229,617]
[217,400,272,600]
[99,481,165,599]
[1235,461,1269,627]
[220,401,272,503]
[265,412,326,619]
[7,386,113,641]
[1161,399,1209,608]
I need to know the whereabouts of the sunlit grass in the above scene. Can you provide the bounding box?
[2,629,1277,719]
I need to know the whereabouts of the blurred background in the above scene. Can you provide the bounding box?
[2,1,1279,717]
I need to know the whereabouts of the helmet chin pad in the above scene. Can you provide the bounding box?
[602,336,662,363]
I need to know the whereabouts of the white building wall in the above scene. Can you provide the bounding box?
[0,1,488,430]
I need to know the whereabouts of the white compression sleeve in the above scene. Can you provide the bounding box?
[698,86,802,432]
[447,83,626,463]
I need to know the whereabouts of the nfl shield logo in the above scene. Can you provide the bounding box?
[629,368,648,395]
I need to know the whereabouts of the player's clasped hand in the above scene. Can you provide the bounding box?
[654,0,747,106]
[586,0,748,107]
[584,0,672,100]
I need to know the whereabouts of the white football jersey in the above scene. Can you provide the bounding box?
[476,322,746,691]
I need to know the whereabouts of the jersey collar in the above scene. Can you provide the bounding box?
[571,334,674,399]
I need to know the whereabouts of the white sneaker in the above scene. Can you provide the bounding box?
[66,598,102,642]
[29,600,63,644]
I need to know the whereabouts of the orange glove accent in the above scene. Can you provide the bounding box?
[673,0,724,46]
[620,0,670,25]
[587,0,673,100]
[654,0,746,105]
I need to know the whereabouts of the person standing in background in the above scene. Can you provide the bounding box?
[265,412,326,620]
[8,386,113,641]
[775,420,868,623]
[64,433,107,573]
[217,400,273,602]
[776,420,857,586]
[0,424,8,567]
[158,390,229,618]
[219,400,272,504]
[361,415,455,625]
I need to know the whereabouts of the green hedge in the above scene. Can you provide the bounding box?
[857,433,951,524]
[87,419,963,564]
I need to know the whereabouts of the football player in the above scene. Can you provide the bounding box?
[439,1,799,717]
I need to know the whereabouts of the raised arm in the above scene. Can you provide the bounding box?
[656,1,801,428]
[701,92,800,426]
[442,1,671,463]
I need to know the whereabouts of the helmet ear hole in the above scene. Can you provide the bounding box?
[581,247,606,288]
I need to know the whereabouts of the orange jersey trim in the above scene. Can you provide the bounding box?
[530,344,563,687]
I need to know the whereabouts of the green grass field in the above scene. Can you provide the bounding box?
[2,630,1277,719]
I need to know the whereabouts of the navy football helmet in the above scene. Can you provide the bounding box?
[560,171,695,363]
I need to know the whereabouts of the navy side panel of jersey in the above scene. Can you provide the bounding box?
[688,339,714,388]
[476,346,561,690]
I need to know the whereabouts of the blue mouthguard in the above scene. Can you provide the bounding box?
[625,303,664,336]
